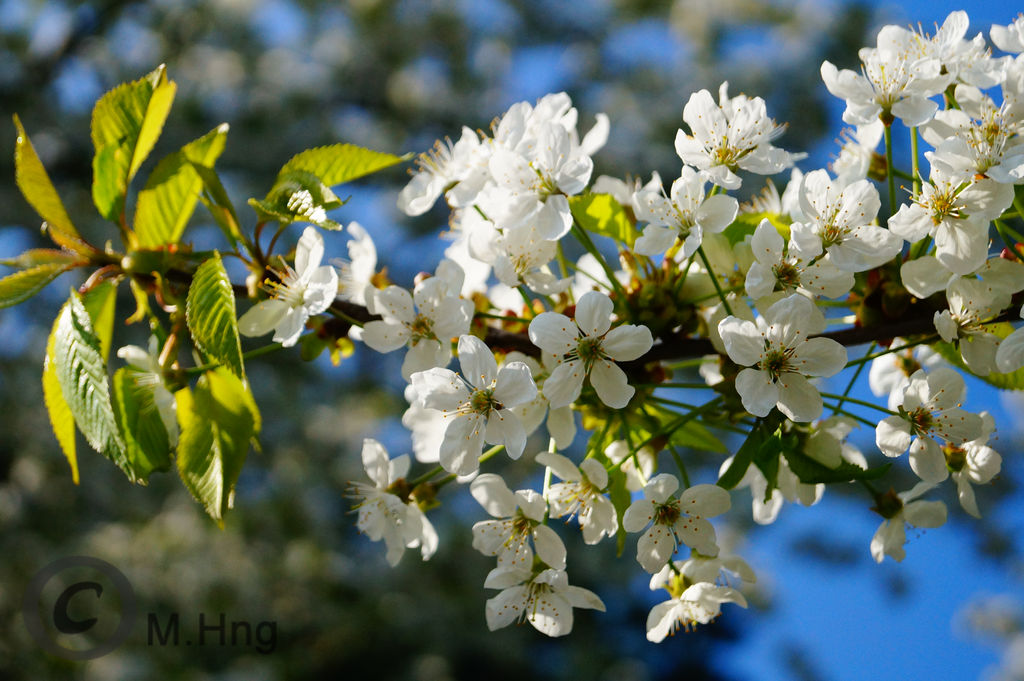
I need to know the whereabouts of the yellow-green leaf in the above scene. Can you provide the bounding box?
[186,253,244,378]
[249,170,344,230]
[12,114,86,251]
[193,162,243,246]
[0,263,73,309]
[82,281,118,363]
[176,368,260,524]
[569,193,637,246]
[53,290,134,481]
[278,143,406,187]
[91,65,177,221]
[43,306,78,484]
[134,124,229,247]
[0,249,85,269]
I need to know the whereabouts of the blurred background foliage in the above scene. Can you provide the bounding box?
[1,0,1021,679]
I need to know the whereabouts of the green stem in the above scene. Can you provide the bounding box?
[696,246,733,316]
[185,340,287,375]
[668,445,691,488]
[819,392,897,416]
[843,337,937,368]
[831,342,874,416]
[571,222,629,304]
[910,127,921,196]
[637,382,714,390]
[884,123,897,225]
[409,444,505,489]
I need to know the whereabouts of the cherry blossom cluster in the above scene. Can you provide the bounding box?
[220,10,1024,640]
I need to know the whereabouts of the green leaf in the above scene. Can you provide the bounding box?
[134,124,229,247]
[12,114,87,251]
[112,367,172,483]
[249,170,344,230]
[0,263,73,309]
[53,290,134,481]
[753,430,785,498]
[43,307,78,484]
[91,65,177,221]
[0,249,85,269]
[782,446,891,485]
[278,143,406,187]
[933,325,1024,390]
[186,253,244,378]
[722,211,791,246]
[668,419,726,453]
[193,163,244,247]
[569,193,637,246]
[717,410,785,489]
[82,281,118,363]
[176,368,260,524]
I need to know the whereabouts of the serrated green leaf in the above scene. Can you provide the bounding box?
[250,170,344,230]
[91,64,177,221]
[43,306,78,484]
[933,325,1024,390]
[134,124,229,247]
[0,249,85,269]
[0,263,73,309]
[569,193,636,246]
[176,368,260,524]
[12,114,87,251]
[782,446,891,485]
[112,367,172,483]
[186,253,244,378]
[53,290,134,481]
[82,281,118,363]
[278,143,405,187]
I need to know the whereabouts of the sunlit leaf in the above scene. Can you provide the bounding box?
[569,193,636,246]
[134,124,229,247]
[82,281,118,363]
[278,143,406,187]
[53,290,134,481]
[12,114,88,252]
[0,263,74,309]
[43,306,78,484]
[186,253,244,378]
[249,170,344,230]
[176,368,260,524]
[91,64,177,221]
[0,249,84,269]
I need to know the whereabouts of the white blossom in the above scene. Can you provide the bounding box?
[528,291,653,409]
[718,293,847,422]
[537,452,618,544]
[484,565,605,637]
[349,439,438,566]
[411,335,537,476]
[623,474,731,572]
[875,368,983,483]
[470,473,566,569]
[675,83,803,190]
[238,226,339,347]
[870,482,947,563]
